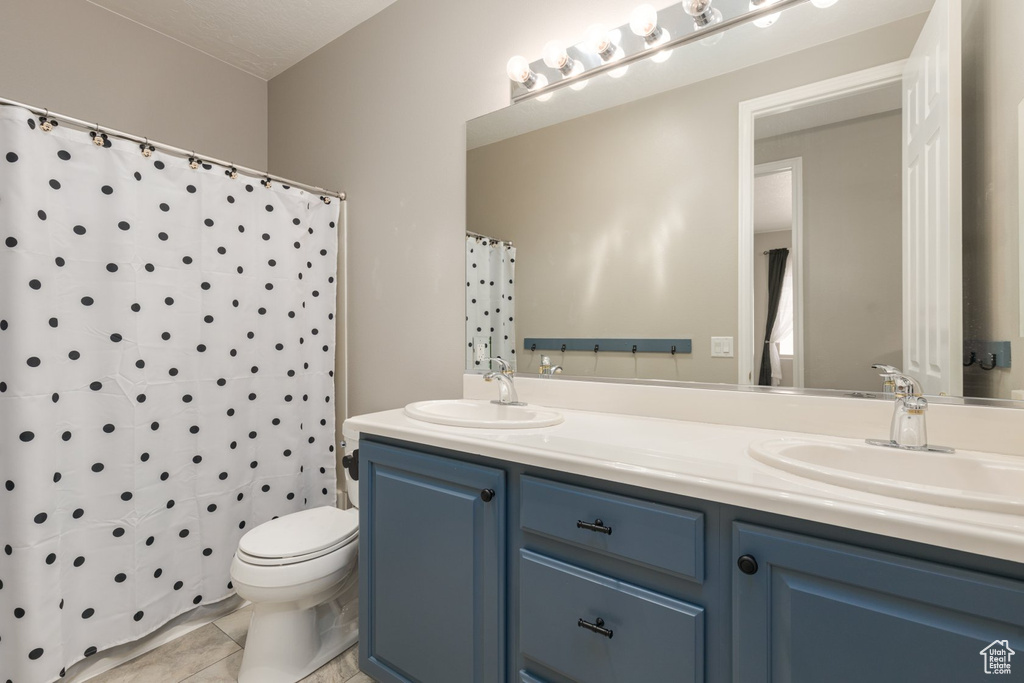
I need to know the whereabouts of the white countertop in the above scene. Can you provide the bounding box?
[343,406,1024,564]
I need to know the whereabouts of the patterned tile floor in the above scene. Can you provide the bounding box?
[90,605,373,683]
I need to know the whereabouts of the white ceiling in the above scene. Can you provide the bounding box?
[86,0,399,80]
[754,171,793,234]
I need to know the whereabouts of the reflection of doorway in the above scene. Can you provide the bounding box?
[754,159,803,388]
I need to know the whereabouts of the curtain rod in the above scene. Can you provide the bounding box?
[0,97,345,201]
[467,230,513,246]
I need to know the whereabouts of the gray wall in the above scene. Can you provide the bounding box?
[962,0,1024,400]
[268,1,926,414]
[0,0,268,169]
[756,112,904,392]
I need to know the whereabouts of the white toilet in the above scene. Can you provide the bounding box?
[230,462,360,683]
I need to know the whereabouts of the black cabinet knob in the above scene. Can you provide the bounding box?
[480,488,495,502]
[737,554,759,575]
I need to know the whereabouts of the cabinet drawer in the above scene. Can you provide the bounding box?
[519,550,704,683]
[521,475,704,581]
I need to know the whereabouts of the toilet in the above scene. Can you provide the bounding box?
[230,460,360,682]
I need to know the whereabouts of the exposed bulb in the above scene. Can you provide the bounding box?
[584,23,615,58]
[506,55,534,85]
[568,60,589,90]
[683,0,722,28]
[629,4,660,38]
[542,40,570,70]
[810,0,839,6]
[534,74,552,101]
[750,0,782,28]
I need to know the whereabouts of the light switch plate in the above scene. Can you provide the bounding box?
[711,336,734,358]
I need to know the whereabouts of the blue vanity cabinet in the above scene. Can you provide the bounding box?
[358,441,506,683]
[355,436,1024,683]
[732,523,1024,683]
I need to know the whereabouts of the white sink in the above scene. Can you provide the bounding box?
[404,399,564,429]
[749,437,1024,515]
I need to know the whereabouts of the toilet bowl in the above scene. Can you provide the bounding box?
[230,461,360,683]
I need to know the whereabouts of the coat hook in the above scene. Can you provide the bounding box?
[594,344,599,353]
[963,351,977,368]
[980,353,998,371]
[561,344,566,353]
[632,344,637,354]
[671,345,676,355]
[530,343,536,352]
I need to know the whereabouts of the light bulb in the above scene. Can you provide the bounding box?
[506,55,533,85]
[533,74,552,101]
[750,0,782,28]
[568,60,588,90]
[608,49,629,78]
[584,23,615,58]
[630,4,660,38]
[542,40,570,70]
[811,0,838,6]
[683,0,721,28]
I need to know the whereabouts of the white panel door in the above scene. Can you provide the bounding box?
[903,0,963,396]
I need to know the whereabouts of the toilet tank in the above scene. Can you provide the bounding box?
[341,434,359,509]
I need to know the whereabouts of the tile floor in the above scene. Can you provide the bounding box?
[90,605,373,683]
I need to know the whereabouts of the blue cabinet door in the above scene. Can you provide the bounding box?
[359,441,506,683]
[733,523,1024,683]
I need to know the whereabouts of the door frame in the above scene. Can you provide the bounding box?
[753,158,804,388]
[737,60,907,386]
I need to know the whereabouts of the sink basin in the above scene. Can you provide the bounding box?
[749,437,1024,515]
[404,399,564,429]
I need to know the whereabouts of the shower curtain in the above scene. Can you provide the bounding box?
[0,104,339,683]
[465,234,516,371]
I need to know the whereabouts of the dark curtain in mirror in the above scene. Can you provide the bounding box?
[759,248,790,386]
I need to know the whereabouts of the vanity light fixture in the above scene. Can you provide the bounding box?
[542,40,588,90]
[810,0,839,6]
[506,0,809,103]
[506,56,553,100]
[750,0,784,27]
[583,24,629,78]
[630,5,673,63]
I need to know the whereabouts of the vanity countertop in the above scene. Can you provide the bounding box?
[343,406,1024,564]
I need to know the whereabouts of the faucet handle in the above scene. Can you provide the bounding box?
[891,373,922,398]
[485,357,514,375]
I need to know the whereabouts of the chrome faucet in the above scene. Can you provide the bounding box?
[866,365,954,453]
[483,357,525,406]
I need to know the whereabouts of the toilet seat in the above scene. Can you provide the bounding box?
[237,506,358,566]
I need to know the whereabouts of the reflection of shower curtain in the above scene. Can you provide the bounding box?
[465,234,516,371]
[0,104,338,683]
[758,247,789,386]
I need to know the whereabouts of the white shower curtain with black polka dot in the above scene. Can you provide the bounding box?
[466,234,516,371]
[0,104,339,683]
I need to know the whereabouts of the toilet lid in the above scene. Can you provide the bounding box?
[238,506,358,563]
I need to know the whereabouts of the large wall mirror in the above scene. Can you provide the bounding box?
[465,0,1024,404]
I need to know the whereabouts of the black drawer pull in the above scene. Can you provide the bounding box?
[577,518,612,535]
[578,617,613,639]
[737,554,759,575]
[480,488,495,502]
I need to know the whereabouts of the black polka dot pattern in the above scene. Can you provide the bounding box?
[0,104,338,680]
[465,235,516,370]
